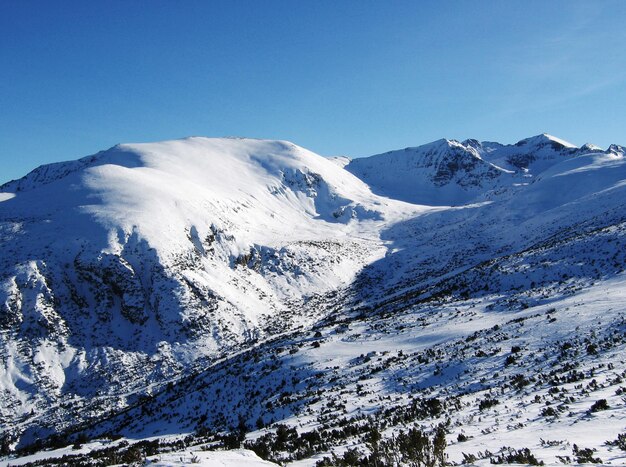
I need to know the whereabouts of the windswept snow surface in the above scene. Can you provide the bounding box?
[0,443,277,467]
[1,134,626,465]
[145,449,279,467]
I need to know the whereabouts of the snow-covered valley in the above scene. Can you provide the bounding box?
[1,134,625,466]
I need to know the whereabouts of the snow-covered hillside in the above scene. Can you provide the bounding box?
[1,134,626,466]
[0,137,421,445]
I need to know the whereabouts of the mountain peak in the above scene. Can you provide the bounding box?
[515,133,577,149]
[407,137,462,152]
[580,143,604,153]
[462,138,483,150]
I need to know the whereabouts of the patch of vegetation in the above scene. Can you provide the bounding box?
[316,424,447,467]
[605,432,626,451]
[573,444,602,464]
[489,447,544,465]
[478,397,499,411]
[589,399,609,413]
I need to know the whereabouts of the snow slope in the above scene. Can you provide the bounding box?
[0,137,423,445]
[0,442,277,467]
[1,134,626,466]
[145,449,278,467]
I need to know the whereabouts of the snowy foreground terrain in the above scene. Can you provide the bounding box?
[1,134,625,466]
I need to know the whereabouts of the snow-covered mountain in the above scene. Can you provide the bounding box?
[345,133,604,205]
[0,137,419,438]
[346,138,509,205]
[1,134,626,466]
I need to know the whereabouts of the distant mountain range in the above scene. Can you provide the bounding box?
[1,134,625,466]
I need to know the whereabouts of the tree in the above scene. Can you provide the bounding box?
[433,425,446,467]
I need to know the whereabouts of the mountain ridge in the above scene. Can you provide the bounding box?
[344,133,622,206]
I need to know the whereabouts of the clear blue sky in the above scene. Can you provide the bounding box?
[2,0,625,184]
